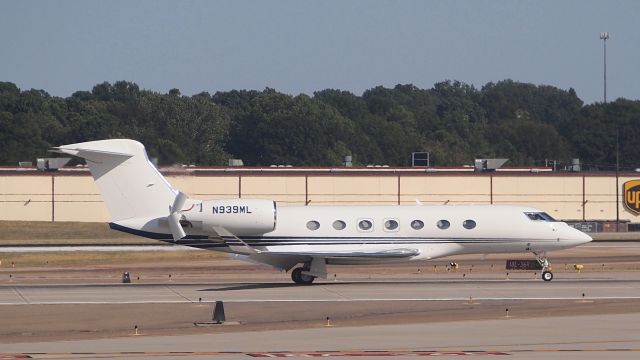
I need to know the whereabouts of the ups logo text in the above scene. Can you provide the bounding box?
[624,180,640,215]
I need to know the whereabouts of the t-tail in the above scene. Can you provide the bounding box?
[52,139,187,240]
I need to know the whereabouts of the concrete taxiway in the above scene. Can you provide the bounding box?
[1,275,640,359]
[1,242,640,359]
[2,312,640,359]
[2,273,640,305]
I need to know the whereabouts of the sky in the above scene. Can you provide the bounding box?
[0,0,638,104]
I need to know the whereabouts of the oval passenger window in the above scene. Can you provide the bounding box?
[384,219,399,231]
[437,220,450,230]
[463,220,476,229]
[411,220,424,230]
[358,219,373,231]
[306,220,320,230]
[333,220,346,230]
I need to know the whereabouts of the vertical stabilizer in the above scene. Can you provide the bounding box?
[52,139,176,222]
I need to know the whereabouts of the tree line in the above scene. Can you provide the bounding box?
[0,80,638,170]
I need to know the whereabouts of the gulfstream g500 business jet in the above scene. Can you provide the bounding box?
[53,139,591,284]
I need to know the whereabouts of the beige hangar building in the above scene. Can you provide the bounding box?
[1,166,640,232]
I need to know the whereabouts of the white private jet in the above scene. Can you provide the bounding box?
[53,139,592,284]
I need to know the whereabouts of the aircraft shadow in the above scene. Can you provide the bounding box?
[196,277,597,292]
[198,281,360,291]
[199,283,300,291]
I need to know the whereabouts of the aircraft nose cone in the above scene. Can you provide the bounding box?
[576,230,592,245]
[568,227,592,246]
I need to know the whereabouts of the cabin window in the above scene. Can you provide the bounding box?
[524,212,557,222]
[411,220,424,230]
[358,219,373,231]
[306,220,320,230]
[333,220,346,230]
[463,219,476,229]
[384,219,399,231]
[436,220,450,230]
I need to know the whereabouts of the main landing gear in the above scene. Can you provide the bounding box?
[535,252,553,282]
[291,267,315,284]
[290,258,326,284]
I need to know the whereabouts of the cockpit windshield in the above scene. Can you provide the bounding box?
[524,212,557,222]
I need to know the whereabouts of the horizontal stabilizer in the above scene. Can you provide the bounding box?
[51,146,133,160]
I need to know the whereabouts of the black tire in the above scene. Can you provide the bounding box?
[291,268,315,284]
[542,271,553,282]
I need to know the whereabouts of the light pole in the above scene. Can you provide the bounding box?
[615,129,620,230]
[600,32,609,103]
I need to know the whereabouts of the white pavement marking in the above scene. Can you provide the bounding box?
[11,286,29,304]
[1,296,640,305]
[3,276,640,305]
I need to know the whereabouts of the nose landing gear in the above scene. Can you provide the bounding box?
[535,252,553,282]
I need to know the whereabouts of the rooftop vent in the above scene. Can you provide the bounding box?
[474,158,508,172]
[36,158,71,172]
[343,155,352,167]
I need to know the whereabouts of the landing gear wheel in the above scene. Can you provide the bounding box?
[291,267,315,284]
[534,252,553,282]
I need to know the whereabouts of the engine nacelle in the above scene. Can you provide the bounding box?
[199,199,276,235]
